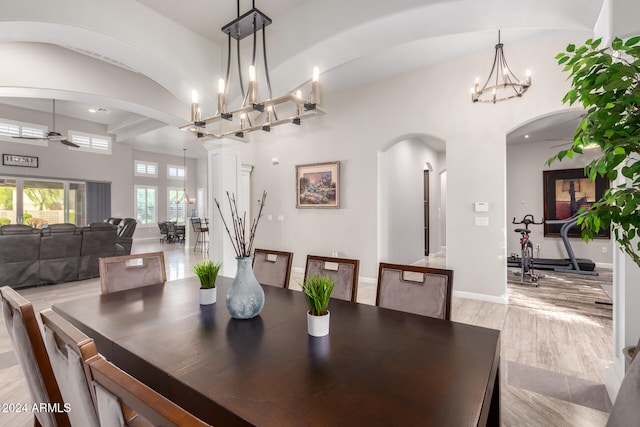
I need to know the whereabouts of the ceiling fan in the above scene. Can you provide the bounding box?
[12,99,80,147]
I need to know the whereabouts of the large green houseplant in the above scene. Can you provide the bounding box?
[549,35,640,267]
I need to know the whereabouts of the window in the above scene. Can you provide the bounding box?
[168,188,186,224]
[167,164,186,179]
[135,160,158,177]
[68,130,112,154]
[135,186,156,225]
[0,117,47,146]
[0,177,86,226]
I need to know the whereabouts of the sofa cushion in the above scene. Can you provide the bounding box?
[0,224,39,235]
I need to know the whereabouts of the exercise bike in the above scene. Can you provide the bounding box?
[510,215,544,286]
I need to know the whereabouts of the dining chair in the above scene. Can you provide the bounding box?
[0,286,71,427]
[252,248,294,288]
[40,309,101,427]
[99,251,167,294]
[158,221,171,243]
[190,217,209,252]
[304,255,359,302]
[89,356,211,427]
[166,221,178,243]
[375,263,453,320]
[607,344,640,427]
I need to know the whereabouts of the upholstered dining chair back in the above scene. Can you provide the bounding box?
[0,286,70,427]
[99,251,167,294]
[304,255,360,302]
[607,346,640,427]
[253,249,294,288]
[40,309,101,427]
[375,263,453,320]
[89,357,211,427]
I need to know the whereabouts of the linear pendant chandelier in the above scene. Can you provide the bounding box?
[174,148,195,205]
[180,0,324,140]
[471,30,531,103]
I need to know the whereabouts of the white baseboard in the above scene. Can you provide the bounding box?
[453,290,507,305]
[596,262,614,269]
[604,359,624,403]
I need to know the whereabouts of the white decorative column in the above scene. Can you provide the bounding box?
[205,140,245,278]
[597,0,640,402]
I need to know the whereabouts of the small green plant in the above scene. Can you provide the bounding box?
[192,260,222,289]
[300,274,335,316]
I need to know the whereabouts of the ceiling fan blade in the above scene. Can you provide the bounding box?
[549,141,573,149]
[60,139,80,148]
[12,136,47,140]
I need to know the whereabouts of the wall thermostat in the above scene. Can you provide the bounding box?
[474,202,489,212]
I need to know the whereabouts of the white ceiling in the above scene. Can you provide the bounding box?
[0,0,606,156]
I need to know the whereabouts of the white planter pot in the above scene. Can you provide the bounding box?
[307,311,330,337]
[199,287,217,305]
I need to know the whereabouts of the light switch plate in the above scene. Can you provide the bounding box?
[474,217,489,226]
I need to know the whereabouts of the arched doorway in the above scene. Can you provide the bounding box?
[378,134,446,265]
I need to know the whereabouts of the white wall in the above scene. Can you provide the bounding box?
[506,138,612,265]
[249,36,582,300]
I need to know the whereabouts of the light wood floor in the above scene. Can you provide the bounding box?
[0,242,612,426]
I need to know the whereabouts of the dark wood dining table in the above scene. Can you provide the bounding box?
[52,276,500,427]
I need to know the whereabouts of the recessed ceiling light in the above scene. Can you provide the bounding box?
[88,108,97,113]
[524,134,529,139]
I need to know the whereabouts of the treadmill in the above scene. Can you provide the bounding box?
[507,213,598,275]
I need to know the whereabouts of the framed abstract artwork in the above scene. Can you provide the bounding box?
[543,168,610,238]
[296,161,340,208]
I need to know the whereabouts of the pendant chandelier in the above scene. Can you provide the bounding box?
[471,30,531,103]
[180,0,325,140]
[174,148,196,205]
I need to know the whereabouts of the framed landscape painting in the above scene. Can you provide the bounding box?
[542,168,610,238]
[296,161,340,208]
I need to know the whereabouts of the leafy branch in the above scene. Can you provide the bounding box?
[549,36,640,267]
[214,191,267,258]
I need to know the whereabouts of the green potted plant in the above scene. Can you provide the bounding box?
[193,260,222,305]
[301,274,335,337]
[550,35,640,267]
[551,36,640,362]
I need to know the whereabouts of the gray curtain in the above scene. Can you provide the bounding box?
[86,182,111,224]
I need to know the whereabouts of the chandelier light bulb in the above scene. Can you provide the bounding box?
[190,90,199,122]
[248,65,258,104]
[526,70,532,85]
[218,79,225,94]
[311,66,320,104]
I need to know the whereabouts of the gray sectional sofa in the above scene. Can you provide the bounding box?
[0,221,135,289]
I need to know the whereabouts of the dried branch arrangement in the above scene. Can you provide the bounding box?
[214,191,267,258]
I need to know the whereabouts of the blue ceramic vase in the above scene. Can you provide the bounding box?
[226,256,265,319]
